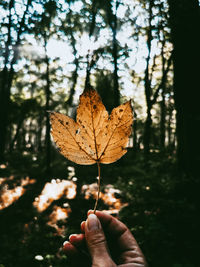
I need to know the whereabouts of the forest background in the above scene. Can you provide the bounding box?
[0,0,200,266]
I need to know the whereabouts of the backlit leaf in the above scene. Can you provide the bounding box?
[50,88,133,165]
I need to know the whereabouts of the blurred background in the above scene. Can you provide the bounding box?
[0,0,199,266]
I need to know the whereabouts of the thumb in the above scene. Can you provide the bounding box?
[85,214,115,267]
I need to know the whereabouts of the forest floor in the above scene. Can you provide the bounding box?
[0,149,198,267]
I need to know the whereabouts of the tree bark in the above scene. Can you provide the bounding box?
[168,0,200,177]
[168,1,200,263]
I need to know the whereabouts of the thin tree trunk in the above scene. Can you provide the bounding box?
[0,0,13,161]
[67,57,79,107]
[167,98,173,149]
[160,42,166,150]
[66,8,80,107]
[143,0,153,155]
[133,109,138,150]
[44,39,51,176]
[160,90,166,149]
[144,110,152,154]
[84,53,92,90]
[112,0,120,107]
[83,0,98,90]
[37,112,43,152]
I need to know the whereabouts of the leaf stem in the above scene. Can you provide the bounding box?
[94,161,101,214]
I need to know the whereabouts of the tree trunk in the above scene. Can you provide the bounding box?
[133,109,138,150]
[0,0,13,161]
[0,68,11,161]
[143,0,153,155]
[66,8,80,107]
[83,0,98,90]
[160,44,166,150]
[67,57,79,107]
[160,90,166,149]
[106,0,120,107]
[112,1,120,107]
[167,98,173,149]
[143,110,152,154]
[44,40,51,176]
[37,112,43,152]
[168,0,200,177]
[168,1,200,263]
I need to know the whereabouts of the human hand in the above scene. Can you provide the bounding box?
[63,210,148,267]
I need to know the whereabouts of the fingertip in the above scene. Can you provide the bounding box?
[63,240,80,256]
[87,210,102,217]
[69,234,77,242]
[87,210,94,216]
[63,241,74,252]
[81,221,86,232]
[69,233,85,244]
[63,240,70,247]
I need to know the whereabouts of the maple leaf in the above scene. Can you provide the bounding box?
[50,88,133,165]
[50,87,133,211]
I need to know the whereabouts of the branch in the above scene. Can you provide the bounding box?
[151,53,173,106]
[149,54,158,83]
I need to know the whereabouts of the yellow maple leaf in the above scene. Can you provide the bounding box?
[50,87,133,211]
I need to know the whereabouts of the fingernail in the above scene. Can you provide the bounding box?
[86,214,100,231]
